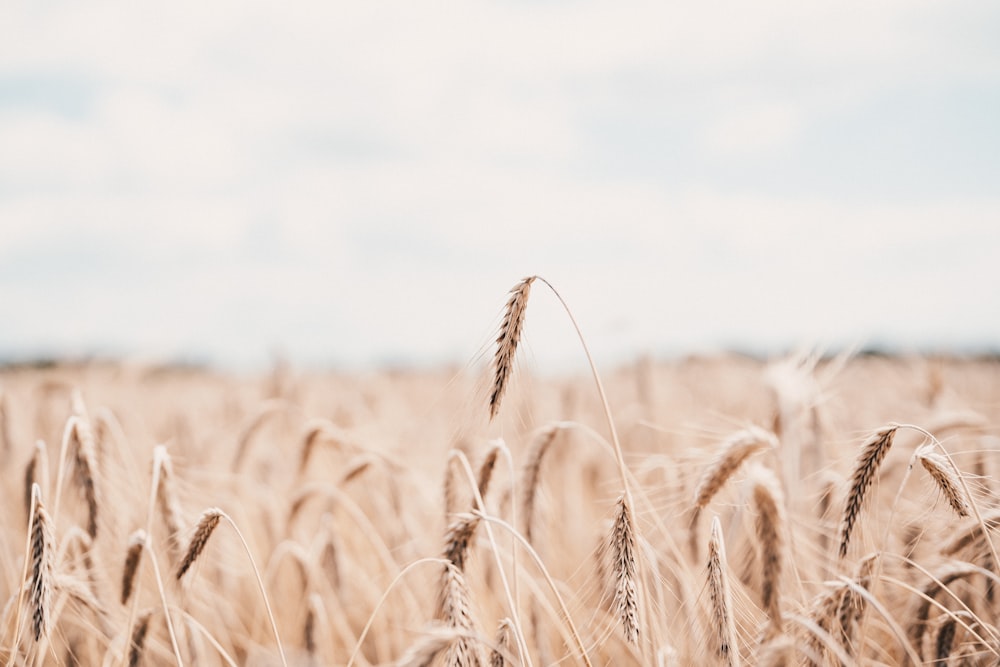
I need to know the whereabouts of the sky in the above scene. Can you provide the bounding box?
[1,1,999,371]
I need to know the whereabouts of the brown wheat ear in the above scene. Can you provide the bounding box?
[839,425,898,558]
[444,513,481,572]
[29,483,55,642]
[916,446,969,517]
[708,516,740,667]
[128,608,154,667]
[489,276,535,421]
[476,443,502,502]
[750,466,785,637]
[611,494,639,645]
[72,418,100,539]
[176,508,223,579]
[694,426,777,509]
[437,562,482,667]
[155,446,186,565]
[521,424,559,545]
[121,529,147,605]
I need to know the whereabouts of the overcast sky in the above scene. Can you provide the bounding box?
[1,1,999,370]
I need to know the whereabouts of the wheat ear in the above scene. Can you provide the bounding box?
[444,513,481,572]
[178,508,288,667]
[121,529,147,605]
[128,608,154,667]
[72,418,100,538]
[750,466,785,636]
[612,494,639,645]
[396,625,465,667]
[176,508,223,580]
[490,618,514,667]
[520,425,559,545]
[917,446,969,517]
[708,516,740,667]
[839,425,898,558]
[438,563,483,667]
[694,427,777,509]
[908,561,981,649]
[476,443,501,501]
[29,483,55,642]
[489,276,535,421]
[154,446,186,565]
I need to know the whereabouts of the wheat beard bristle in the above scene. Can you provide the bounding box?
[29,483,54,642]
[917,447,969,517]
[708,516,740,667]
[839,425,898,559]
[612,494,640,645]
[489,276,535,421]
[176,508,223,579]
[121,529,147,605]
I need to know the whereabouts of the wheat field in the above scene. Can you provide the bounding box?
[0,280,998,666]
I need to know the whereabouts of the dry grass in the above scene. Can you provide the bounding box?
[0,284,998,665]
